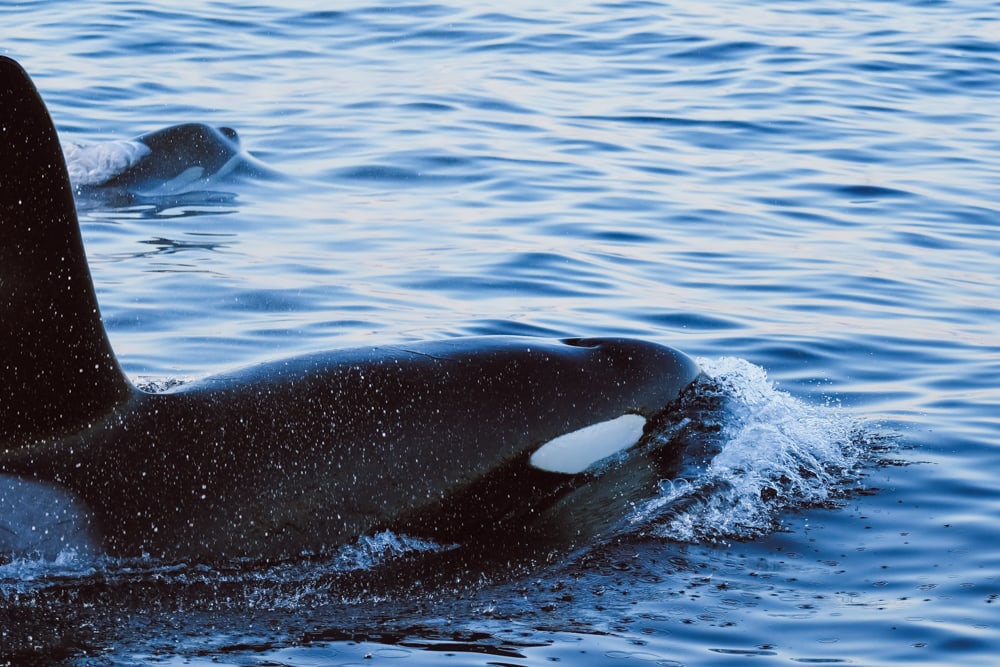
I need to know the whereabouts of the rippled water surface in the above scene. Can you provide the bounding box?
[2,1,999,665]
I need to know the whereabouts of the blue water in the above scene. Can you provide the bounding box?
[3,1,1000,665]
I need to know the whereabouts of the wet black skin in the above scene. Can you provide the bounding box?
[0,56,700,563]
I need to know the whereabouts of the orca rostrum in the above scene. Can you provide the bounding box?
[0,56,700,563]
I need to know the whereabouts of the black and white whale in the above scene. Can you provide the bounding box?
[63,122,275,196]
[0,56,700,564]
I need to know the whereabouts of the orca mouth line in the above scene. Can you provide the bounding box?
[0,55,702,565]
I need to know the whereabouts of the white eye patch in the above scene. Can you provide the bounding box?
[530,414,647,475]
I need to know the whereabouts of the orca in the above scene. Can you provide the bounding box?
[63,122,274,195]
[0,56,701,563]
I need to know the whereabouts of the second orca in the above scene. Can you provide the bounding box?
[63,122,274,196]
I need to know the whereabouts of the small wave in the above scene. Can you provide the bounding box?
[636,357,866,545]
[1,529,444,579]
[0,529,448,617]
[0,548,96,583]
[330,530,450,571]
[134,376,194,393]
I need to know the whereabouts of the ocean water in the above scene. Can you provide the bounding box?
[2,0,999,665]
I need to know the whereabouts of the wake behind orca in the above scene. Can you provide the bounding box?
[0,56,700,564]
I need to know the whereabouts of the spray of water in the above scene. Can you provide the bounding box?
[636,357,864,545]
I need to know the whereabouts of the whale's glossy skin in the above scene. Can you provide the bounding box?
[0,56,700,563]
[2,337,698,561]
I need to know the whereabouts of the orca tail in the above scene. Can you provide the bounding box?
[1,56,131,447]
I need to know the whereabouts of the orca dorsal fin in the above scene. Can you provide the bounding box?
[1,56,131,447]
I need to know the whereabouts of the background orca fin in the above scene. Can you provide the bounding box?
[1,56,132,447]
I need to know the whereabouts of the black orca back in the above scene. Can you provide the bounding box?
[0,56,132,447]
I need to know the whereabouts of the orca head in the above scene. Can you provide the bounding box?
[136,123,241,161]
[99,123,243,192]
[386,336,701,548]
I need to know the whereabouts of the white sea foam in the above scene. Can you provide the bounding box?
[638,357,862,545]
[0,549,97,602]
[62,139,150,187]
[331,530,449,571]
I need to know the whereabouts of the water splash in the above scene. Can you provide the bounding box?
[63,140,150,188]
[330,530,449,571]
[637,357,864,545]
[0,548,96,590]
